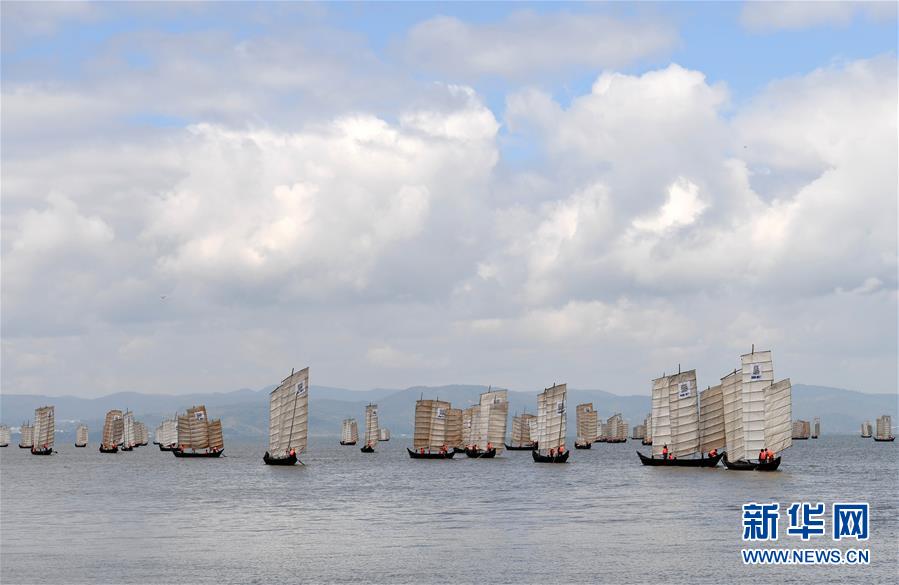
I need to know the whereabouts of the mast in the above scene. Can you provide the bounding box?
[699,384,725,454]
[741,349,773,459]
[764,378,792,454]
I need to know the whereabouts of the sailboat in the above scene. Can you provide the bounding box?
[533,383,569,463]
[135,421,149,446]
[121,411,136,451]
[75,424,89,447]
[642,413,652,445]
[361,404,380,453]
[173,405,225,458]
[157,417,177,451]
[461,405,479,454]
[445,407,463,454]
[263,367,309,465]
[18,422,33,449]
[723,348,792,471]
[605,413,628,443]
[379,428,390,441]
[861,421,872,438]
[340,418,359,446]
[0,425,9,447]
[31,406,55,455]
[466,389,508,458]
[575,403,597,449]
[407,398,455,459]
[874,415,894,442]
[99,410,121,453]
[792,420,810,439]
[812,417,820,439]
[638,369,722,467]
[506,412,537,450]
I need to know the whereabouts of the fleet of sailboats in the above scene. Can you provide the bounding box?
[75,424,89,447]
[575,403,597,448]
[506,412,536,450]
[173,405,224,458]
[408,398,455,459]
[263,367,309,465]
[340,418,359,446]
[361,404,379,453]
[31,406,55,455]
[533,383,568,463]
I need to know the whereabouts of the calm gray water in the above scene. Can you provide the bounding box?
[1,435,896,584]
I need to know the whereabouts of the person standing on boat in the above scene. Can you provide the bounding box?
[662,444,669,459]
[759,448,767,462]
[486,442,493,452]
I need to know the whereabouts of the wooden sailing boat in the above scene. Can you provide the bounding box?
[575,403,597,449]
[466,389,507,458]
[407,398,455,459]
[874,415,895,441]
[173,405,225,458]
[605,413,628,443]
[361,404,380,453]
[340,418,359,445]
[639,369,722,467]
[99,410,121,453]
[792,420,810,439]
[0,424,9,447]
[533,383,569,463]
[157,417,177,451]
[121,410,136,451]
[723,348,792,471]
[642,413,652,445]
[75,424,89,447]
[445,407,463,454]
[378,428,390,441]
[861,421,873,438]
[506,412,536,450]
[31,406,55,455]
[812,417,820,439]
[263,367,308,465]
[135,421,149,446]
[18,422,33,449]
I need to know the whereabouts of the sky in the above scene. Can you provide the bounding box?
[1,1,897,398]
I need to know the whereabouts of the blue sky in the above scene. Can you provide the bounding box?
[2,2,897,396]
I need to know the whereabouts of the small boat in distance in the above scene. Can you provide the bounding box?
[792,420,810,439]
[135,421,149,447]
[75,424,89,447]
[172,405,224,458]
[31,406,55,455]
[361,404,379,453]
[156,418,177,451]
[0,425,10,447]
[604,413,628,443]
[874,415,894,442]
[533,383,569,463]
[340,418,358,446]
[812,417,820,439]
[642,413,652,445]
[121,411,136,451]
[861,420,873,438]
[575,403,596,449]
[18,422,33,449]
[506,412,536,450]
[263,367,309,465]
[407,398,455,459]
[99,410,121,453]
[378,428,390,441]
[445,407,463,454]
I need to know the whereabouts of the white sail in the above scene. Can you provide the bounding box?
[535,383,567,455]
[75,424,89,447]
[18,424,33,448]
[364,404,380,448]
[477,389,508,452]
[576,403,597,444]
[33,406,55,450]
[792,420,810,439]
[764,378,792,455]
[160,418,177,447]
[875,415,892,439]
[650,376,671,457]
[721,369,745,460]
[341,419,359,443]
[812,417,820,438]
[699,384,725,453]
[741,349,773,458]
[667,370,699,457]
[268,368,309,457]
[122,411,136,448]
[0,425,9,447]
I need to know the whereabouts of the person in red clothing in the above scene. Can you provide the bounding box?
[662,444,669,459]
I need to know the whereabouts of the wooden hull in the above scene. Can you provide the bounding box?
[172,448,223,458]
[574,442,591,449]
[641,439,652,445]
[407,447,454,459]
[360,445,375,453]
[31,448,53,455]
[18,445,30,449]
[75,444,87,448]
[158,444,174,451]
[339,441,357,446]
[792,437,809,440]
[0,444,7,448]
[263,451,297,465]
[756,457,782,471]
[873,436,895,442]
[637,450,723,467]
[504,443,536,451]
[99,445,118,453]
[465,447,496,458]
[532,450,570,463]
[121,446,133,451]
[723,454,756,470]
[606,439,627,443]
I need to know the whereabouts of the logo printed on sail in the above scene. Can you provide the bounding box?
[436,408,446,419]
[556,401,565,414]
[296,381,306,396]
[678,381,694,399]
[194,411,206,421]
[750,364,762,381]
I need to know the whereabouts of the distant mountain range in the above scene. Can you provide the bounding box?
[1,383,895,439]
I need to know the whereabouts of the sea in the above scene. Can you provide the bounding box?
[1,435,896,584]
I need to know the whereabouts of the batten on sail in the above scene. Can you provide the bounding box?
[699,384,725,454]
[650,376,671,457]
[264,367,308,464]
[741,350,773,457]
[764,379,792,454]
